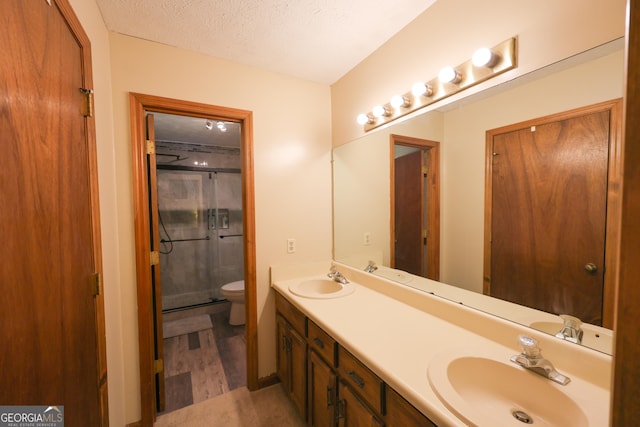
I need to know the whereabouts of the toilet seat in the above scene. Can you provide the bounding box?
[221,280,244,294]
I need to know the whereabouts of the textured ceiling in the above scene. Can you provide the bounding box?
[95,0,437,84]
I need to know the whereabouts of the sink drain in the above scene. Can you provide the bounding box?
[512,410,533,424]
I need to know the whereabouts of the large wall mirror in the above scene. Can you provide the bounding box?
[333,38,624,355]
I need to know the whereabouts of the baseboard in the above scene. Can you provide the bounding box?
[256,373,280,389]
[126,421,142,427]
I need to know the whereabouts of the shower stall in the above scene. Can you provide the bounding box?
[153,112,244,312]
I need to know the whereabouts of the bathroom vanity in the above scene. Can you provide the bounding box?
[271,261,611,426]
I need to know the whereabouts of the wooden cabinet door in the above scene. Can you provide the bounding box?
[276,315,290,390]
[308,350,337,426]
[385,387,436,427]
[276,314,307,419]
[338,381,383,427]
[289,325,307,419]
[0,1,106,425]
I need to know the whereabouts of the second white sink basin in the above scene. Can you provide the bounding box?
[428,351,590,426]
[289,278,355,299]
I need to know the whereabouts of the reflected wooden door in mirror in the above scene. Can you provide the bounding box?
[484,100,622,327]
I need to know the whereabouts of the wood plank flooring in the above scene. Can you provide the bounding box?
[160,309,246,414]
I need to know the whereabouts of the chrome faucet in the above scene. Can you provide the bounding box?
[364,260,378,273]
[510,335,571,385]
[327,263,349,284]
[555,314,584,344]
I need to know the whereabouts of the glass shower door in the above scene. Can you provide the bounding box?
[157,169,243,311]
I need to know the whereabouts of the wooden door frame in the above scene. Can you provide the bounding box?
[613,0,640,422]
[129,93,258,426]
[483,99,623,329]
[390,134,440,280]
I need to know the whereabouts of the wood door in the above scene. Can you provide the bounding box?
[0,1,106,425]
[488,110,610,325]
[146,114,166,411]
[393,151,425,276]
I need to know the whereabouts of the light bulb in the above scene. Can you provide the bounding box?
[390,95,410,109]
[472,47,497,67]
[205,119,214,130]
[439,66,461,83]
[411,82,432,97]
[357,113,372,125]
[372,105,388,118]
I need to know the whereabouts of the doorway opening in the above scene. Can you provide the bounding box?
[130,93,258,425]
[152,112,247,413]
[390,134,440,280]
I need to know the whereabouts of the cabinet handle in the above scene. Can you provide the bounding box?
[313,337,325,349]
[327,386,333,407]
[348,370,365,388]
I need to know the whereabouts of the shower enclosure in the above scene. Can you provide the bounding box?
[153,112,244,312]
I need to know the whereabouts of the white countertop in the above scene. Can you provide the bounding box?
[270,261,611,426]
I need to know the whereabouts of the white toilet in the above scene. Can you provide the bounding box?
[220,280,245,325]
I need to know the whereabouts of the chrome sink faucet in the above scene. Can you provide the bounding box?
[510,336,571,385]
[328,263,349,284]
[364,260,378,273]
[555,314,584,344]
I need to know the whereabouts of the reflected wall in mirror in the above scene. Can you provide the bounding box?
[333,39,624,354]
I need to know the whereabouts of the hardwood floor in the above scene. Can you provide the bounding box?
[160,307,246,414]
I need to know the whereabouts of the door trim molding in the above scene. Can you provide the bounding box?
[483,98,623,328]
[390,134,441,280]
[129,93,258,426]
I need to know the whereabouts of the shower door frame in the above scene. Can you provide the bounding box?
[129,93,259,426]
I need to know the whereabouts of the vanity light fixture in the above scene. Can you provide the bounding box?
[390,95,412,109]
[357,36,517,131]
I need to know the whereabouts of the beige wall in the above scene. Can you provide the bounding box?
[108,33,332,423]
[331,0,626,147]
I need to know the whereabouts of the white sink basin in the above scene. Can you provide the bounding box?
[529,320,613,354]
[428,352,590,426]
[289,278,355,299]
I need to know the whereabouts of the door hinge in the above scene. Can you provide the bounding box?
[92,272,102,296]
[154,359,164,374]
[146,139,156,155]
[422,165,429,176]
[335,399,345,420]
[150,250,160,266]
[79,88,94,117]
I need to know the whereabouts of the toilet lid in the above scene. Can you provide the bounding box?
[222,280,244,292]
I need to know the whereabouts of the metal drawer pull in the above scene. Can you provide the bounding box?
[313,337,325,349]
[327,386,334,406]
[348,370,365,388]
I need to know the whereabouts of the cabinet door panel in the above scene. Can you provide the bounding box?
[339,381,383,427]
[308,350,336,426]
[385,387,436,426]
[290,327,307,419]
